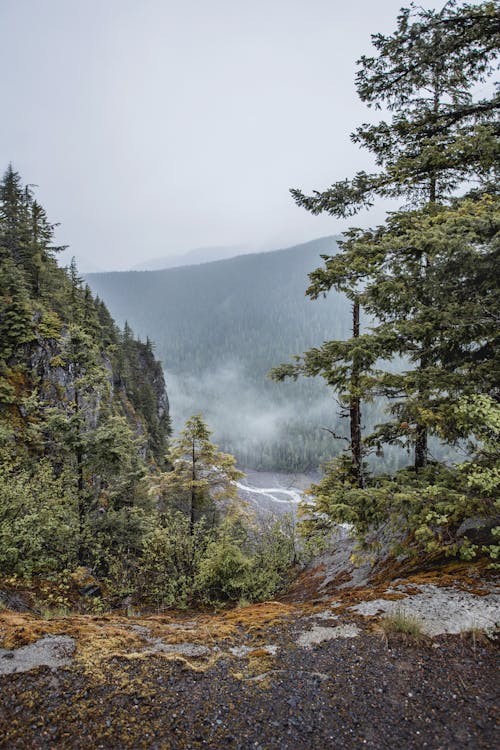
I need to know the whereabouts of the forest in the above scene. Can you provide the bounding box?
[87,236,354,471]
[0,0,498,610]
[88,237,419,472]
[0,167,297,607]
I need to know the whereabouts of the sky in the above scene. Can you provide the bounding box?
[0,0,445,271]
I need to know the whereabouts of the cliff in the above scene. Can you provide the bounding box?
[0,166,170,576]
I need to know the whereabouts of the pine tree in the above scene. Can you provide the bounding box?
[0,165,30,263]
[154,414,243,534]
[287,0,499,468]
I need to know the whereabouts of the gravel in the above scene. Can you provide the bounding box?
[0,631,497,749]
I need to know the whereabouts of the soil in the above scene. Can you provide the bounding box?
[0,610,498,749]
[0,560,498,749]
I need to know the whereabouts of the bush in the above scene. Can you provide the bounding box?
[0,460,79,576]
[138,513,213,607]
[195,525,252,604]
[301,457,497,562]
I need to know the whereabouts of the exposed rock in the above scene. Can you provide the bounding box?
[288,522,412,600]
[351,584,500,636]
[229,644,278,658]
[297,624,360,648]
[123,624,210,658]
[0,635,75,675]
[309,608,339,621]
[456,516,499,547]
[0,590,32,614]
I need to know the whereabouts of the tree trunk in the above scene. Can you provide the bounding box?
[415,422,428,470]
[413,77,439,472]
[350,299,364,488]
[190,438,196,535]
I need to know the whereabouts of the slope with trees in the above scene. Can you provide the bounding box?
[0,171,297,606]
[274,0,499,561]
[0,165,172,577]
[87,238,397,471]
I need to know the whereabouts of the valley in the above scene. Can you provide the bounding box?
[87,237,365,472]
[235,468,318,517]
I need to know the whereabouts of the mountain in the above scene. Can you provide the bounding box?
[0,166,171,575]
[132,244,251,271]
[86,236,368,471]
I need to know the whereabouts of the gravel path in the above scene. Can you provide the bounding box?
[0,567,498,748]
[0,623,498,749]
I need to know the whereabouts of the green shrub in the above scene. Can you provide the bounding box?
[195,524,252,604]
[0,460,79,576]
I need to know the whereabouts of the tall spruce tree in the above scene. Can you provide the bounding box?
[287,0,499,469]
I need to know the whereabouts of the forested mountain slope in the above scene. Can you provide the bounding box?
[0,166,171,575]
[132,244,250,271]
[87,237,363,471]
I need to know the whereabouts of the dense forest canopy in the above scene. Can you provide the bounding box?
[88,239,415,473]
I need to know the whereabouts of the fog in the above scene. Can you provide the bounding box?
[1,0,445,271]
[165,360,338,468]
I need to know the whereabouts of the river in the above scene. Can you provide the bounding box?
[235,468,319,517]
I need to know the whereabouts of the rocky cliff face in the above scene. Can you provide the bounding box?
[8,317,170,466]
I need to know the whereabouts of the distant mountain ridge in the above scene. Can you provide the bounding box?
[132,244,252,271]
[86,235,361,471]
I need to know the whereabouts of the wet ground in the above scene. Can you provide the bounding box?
[0,627,497,749]
[1,576,498,750]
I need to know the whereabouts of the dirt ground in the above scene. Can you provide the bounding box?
[0,600,498,749]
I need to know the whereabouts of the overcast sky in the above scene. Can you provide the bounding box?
[1,0,445,271]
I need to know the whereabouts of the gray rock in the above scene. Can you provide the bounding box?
[351,584,500,636]
[229,644,278,658]
[297,624,360,648]
[0,635,75,675]
[456,516,499,546]
[0,590,32,613]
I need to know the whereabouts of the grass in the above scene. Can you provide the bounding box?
[37,604,72,620]
[379,608,425,640]
[460,624,496,653]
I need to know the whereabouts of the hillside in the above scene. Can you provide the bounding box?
[87,237,361,471]
[0,166,171,577]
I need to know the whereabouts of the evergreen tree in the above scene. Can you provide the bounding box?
[287,0,499,468]
[154,414,243,534]
[279,2,499,560]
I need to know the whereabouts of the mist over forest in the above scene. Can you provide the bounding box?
[87,237,362,471]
